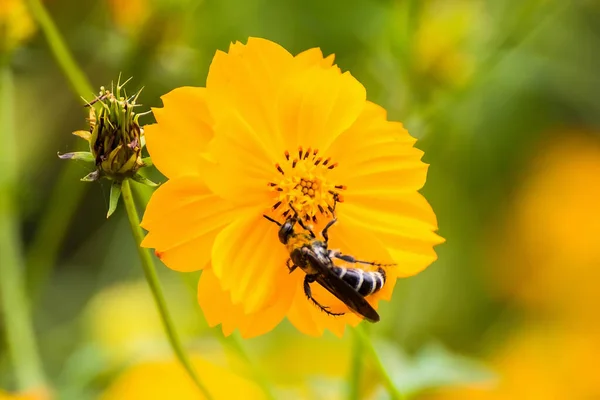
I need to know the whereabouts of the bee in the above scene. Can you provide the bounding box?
[263,210,393,322]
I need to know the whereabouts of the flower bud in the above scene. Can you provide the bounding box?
[59,77,156,217]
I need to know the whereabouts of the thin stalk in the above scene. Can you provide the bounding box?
[0,66,46,390]
[120,179,212,399]
[25,0,94,97]
[347,327,364,400]
[24,0,95,299]
[353,325,403,400]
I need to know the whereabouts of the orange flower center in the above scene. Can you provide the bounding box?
[268,146,346,223]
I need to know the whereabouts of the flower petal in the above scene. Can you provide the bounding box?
[277,62,366,155]
[100,353,266,400]
[145,87,213,179]
[198,269,292,338]
[337,193,443,277]
[211,211,295,314]
[141,177,239,272]
[327,101,428,194]
[207,38,294,161]
[200,115,276,206]
[293,48,336,70]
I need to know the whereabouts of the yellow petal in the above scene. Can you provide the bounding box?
[211,211,295,313]
[337,194,443,278]
[277,64,366,155]
[206,38,293,161]
[198,269,292,338]
[200,114,277,206]
[145,87,213,179]
[141,177,238,272]
[327,101,428,193]
[293,47,336,70]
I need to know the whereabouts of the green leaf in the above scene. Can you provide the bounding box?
[141,156,153,167]
[131,173,159,187]
[107,181,122,218]
[57,151,94,162]
[374,340,496,397]
[80,170,100,182]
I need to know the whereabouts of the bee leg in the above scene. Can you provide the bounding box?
[331,251,396,268]
[295,217,316,238]
[303,275,345,317]
[321,217,337,245]
[287,203,316,238]
[286,258,298,273]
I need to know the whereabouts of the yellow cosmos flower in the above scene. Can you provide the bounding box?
[490,132,600,323]
[101,354,265,400]
[0,389,49,400]
[0,0,36,52]
[425,325,600,400]
[141,38,443,337]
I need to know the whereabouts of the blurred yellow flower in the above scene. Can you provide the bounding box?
[424,325,600,400]
[491,132,600,323]
[101,354,266,400]
[414,0,485,87]
[0,389,49,400]
[106,0,150,34]
[0,0,36,52]
[85,280,198,365]
[141,37,442,338]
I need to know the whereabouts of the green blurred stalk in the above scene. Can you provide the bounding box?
[0,65,46,390]
[347,326,364,400]
[353,325,403,400]
[120,179,213,399]
[24,0,95,298]
[25,0,94,97]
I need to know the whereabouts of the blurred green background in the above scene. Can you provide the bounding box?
[2,0,600,398]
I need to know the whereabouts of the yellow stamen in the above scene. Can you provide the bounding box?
[267,148,346,220]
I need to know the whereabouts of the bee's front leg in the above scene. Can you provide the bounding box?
[286,258,298,273]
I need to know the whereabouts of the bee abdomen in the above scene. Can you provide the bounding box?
[332,266,386,296]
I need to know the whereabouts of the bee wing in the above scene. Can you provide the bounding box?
[305,252,380,323]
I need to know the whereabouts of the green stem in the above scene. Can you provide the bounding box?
[24,0,95,299]
[0,65,46,390]
[347,327,364,400]
[25,0,94,97]
[120,179,212,399]
[353,325,403,400]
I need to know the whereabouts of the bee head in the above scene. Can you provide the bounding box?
[278,219,296,244]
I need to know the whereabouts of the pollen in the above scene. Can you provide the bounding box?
[267,148,346,221]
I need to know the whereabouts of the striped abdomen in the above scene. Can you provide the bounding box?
[331,266,386,297]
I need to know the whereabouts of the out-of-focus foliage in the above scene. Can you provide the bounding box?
[1,0,599,398]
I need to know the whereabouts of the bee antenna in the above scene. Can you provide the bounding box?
[262,214,282,226]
